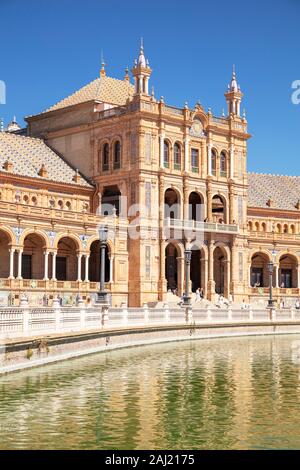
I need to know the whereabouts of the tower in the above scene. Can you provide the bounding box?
[131,39,152,95]
[224,66,243,116]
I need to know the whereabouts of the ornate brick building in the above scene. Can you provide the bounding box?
[0,44,299,307]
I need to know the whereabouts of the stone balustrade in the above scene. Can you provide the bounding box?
[0,301,298,340]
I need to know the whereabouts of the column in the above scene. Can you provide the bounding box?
[85,255,90,282]
[109,255,114,283]
[275,265,279,288]
[52,252,57,281]
[249,264,252,287]
[230,143,235,179]
[183,178,189,220]
[207,180,212,222]
[9,248,15,279]
[77,254,82,282]
[207,142,212,176]
[297,266,300,289]
[44,251,49,280]
[207,240,215,300]
[184,138,189,172]
[17,249,23,280]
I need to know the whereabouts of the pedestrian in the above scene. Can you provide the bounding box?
[295,299,300,310]
[195,288,201,303]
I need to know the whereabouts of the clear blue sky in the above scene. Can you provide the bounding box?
[0,0,299,175]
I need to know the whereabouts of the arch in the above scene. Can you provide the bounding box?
[255,221,260,232]
[220,150,227,177]
[189,191,204,221]
[250,251,271,288]
[19,229,48,249]
[102,142,110,171]
[190,244,206,293]
[173,142,181,170]
[165,243,179,292]
[212,194,227,223]
[211,148,217,176]
[290,224,296,234]
[101,185,121,216]
[164,188,181,219]
[113,140,121,170]
[248,221,253,231]
[261,222,267,232]
[276,223,282,234]
[22,233,47,280]
[164,139,170,168]
[279,253,298,288]
[56,236,79,281]
[89,240,110,283]
[0,229,12,278]
[283,223,289,234]
[54,232,81,251]
[213,245,229,296]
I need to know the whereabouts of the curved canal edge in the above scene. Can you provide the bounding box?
[2,321,300,375]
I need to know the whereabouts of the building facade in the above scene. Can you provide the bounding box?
[1,44,300,307]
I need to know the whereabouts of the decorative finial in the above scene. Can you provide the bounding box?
[242,108,246,119]
[124,67,129,81]
[184,101,188,109]
[140,37,144,50]
[222,108,225,117]
[151,86,155,97]
[232,64,236,77]
[100,50,106,77]
[0,118,3,132]
[208,107,212,115]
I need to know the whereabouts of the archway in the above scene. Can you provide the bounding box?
[56,237,78,281]
[212,195,226,223]
[279,254,298,288]
[165,243,178,291]
[213,246,228,295]
[89,240,110,283]
[189,192,204,221]
[22,233,46,280]
[0,230,11,278]
[164,188,180,219]
[250,252,270,287]
[190,245,206,293]
[102,185,121,216]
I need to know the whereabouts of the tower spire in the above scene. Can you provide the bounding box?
[131,39,152,95]
[100,50,106,77]
[224,65,243,116]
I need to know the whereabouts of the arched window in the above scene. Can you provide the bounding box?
[191,149,199,173]
[164,140,170,168]
[220,151,227,177]
[173,143,181,170]
[211,149,217,176]
[113,141,121,169]
[102,143,109,171]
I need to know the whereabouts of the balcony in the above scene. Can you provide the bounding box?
[164,218,239,234]
[0,279,111,292]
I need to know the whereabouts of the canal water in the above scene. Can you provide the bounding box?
[1,334,300,449]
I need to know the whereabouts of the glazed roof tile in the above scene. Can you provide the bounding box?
[0,132,92,188]
[248,172,300,211]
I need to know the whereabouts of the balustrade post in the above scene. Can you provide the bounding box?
[121,302,128,325]
[291,307,295,320]
[20,294,29,336]
[143,303,149,323]
[164,303,170,322]
[249,306,253,321]
[78,296,85,329]
[52,252,57,281]
[77,254,82,282]
[53,297,61,331]
[101,306,109,328]
[207,305,212,321]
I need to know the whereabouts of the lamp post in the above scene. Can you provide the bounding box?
[267,260,275,309]
[97,225,109,304]
[182,248,192,306]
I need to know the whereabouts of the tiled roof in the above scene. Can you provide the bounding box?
[248,172,300,211]
[43,75,134,113]
[0,132,92,188]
